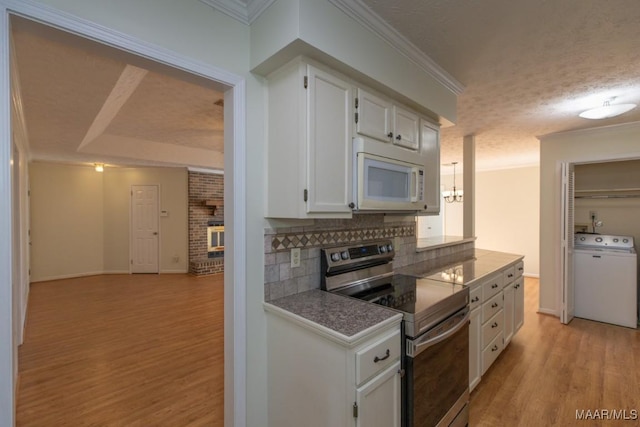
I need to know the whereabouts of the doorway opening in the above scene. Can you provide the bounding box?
[560,158,640,327]
[4,7,246,426]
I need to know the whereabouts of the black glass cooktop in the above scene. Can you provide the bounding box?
[336,273,466,316]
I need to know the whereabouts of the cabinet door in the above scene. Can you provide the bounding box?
[503,284,514,345]
[469,307,482,392]
[306,66,353,214]
[514,277,525,334]
[420,120,440,214]
[356,88,392,142]
[392,106,419,150]
[356,361,401,427]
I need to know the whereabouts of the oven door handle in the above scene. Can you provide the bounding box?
[409,308,470,357]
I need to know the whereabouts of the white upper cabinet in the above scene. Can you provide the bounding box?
[392,106,420,150]
[355,88,420,151]
[355,88,392,141]
[420,120,440,215]
[266,58,353,218]
[306,67,353,214]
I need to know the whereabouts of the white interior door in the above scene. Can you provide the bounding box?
[131,185,159,273]
[560,162,575,324]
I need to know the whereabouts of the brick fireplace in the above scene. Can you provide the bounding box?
[188,171,224,275]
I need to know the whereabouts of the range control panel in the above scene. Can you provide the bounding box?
[322,240,394,268]
[574,233,635,250]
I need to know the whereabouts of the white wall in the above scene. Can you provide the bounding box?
[29,163,189,281]
[539,121,640,315]
[30,162,105,281]
[418,166,540,277]
[475,166,540,276]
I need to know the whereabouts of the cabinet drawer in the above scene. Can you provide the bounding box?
[502,266,516,284]
[482,274,503,300]
[482,310,503,346]
[470,286,482,310]
[482,331,504,375]
[515,261,524,278]
[482,292,503,323]
[356,329,401,386]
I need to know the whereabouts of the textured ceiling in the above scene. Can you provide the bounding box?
[11,16,226,170]
[361,0,640,170]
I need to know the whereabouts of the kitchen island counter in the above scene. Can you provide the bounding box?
[397,247,524,285]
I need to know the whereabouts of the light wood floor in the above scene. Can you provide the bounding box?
[17,275,640,426]
[470,277,640,426]
[16,274,224,427]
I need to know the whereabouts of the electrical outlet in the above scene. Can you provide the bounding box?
[291,248,301,268]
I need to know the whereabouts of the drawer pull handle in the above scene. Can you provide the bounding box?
[491,302,498,308]
[518,267,523,271]
[472,296,479,303]
[492,322,498,328]
[508,274,513,278]
[374,349,390,363]
[492,345,499,352]
[491,284,498,289]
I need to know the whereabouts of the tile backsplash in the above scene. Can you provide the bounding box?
[264,215,474,301]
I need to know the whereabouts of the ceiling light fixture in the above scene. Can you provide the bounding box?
[579,99,637,120]
[94,163,104,172]
[443,162,463,203]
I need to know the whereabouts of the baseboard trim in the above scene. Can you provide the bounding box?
[537,307,558,317]
[524,273,540,278]
[31,271,107,283]
[31,269,194,283]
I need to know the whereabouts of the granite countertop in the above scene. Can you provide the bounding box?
[396,247,524,286]
[265,248,522,345]
[416,235,476,252]
[264,289,402,344]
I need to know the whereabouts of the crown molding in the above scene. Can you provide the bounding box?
[199,0,275,25]
[199,0,463,94]
[327,0,464,95]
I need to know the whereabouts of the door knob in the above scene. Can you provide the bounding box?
[153,232,158,235]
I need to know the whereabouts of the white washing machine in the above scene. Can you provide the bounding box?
[574,234,638,329]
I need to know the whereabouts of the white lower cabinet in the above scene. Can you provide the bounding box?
[514,276,525,333]
[266,311,402,427]
[356,360,402,427]
[468,306,482,392]
[503,282,515,345]
[469,258,525,391]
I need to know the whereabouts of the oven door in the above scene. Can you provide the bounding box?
[405,307,470,427]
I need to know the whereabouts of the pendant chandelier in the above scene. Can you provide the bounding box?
[444,162,463,203]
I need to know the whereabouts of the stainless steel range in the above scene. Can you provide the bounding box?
[322,240,470,427]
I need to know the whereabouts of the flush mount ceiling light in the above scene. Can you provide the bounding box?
[579,99,637,120]
[94,163,104,172]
